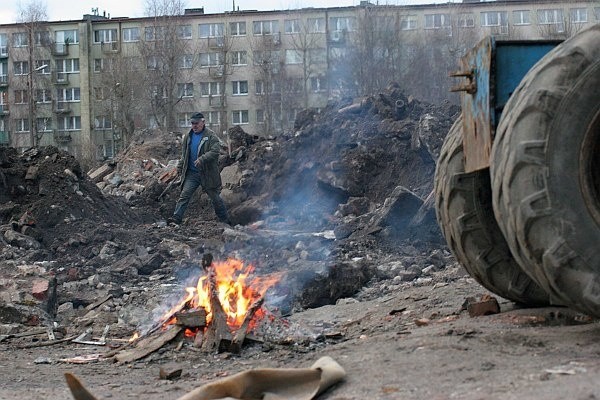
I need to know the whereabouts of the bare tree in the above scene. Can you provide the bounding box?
[138,0,191,131]
[93,51,145,157]
[15,0,50,147]
[250,28,284,136]
[284,16,325,110]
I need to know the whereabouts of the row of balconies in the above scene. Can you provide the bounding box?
[0,72,69,87]
[0,100,72,115]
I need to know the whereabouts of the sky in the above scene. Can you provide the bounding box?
[0,0,448,24]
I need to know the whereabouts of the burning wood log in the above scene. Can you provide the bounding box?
[115,325,182,363]
[229,297,264,354]
[200,259,232,353]
[175,308,207,328]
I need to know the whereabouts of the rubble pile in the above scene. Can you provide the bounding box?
[0,84,459,338]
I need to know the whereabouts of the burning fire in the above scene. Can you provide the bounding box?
[159,258,280,331]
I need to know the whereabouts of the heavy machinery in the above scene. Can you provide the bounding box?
[434,24,600,316]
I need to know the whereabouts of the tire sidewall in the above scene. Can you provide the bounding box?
[547,61,600,262]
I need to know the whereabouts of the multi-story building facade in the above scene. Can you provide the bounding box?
[0,0,597,160]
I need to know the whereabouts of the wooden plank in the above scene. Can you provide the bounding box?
[115,326,182,363]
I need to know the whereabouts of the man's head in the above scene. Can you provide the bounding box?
[190,112,205,133]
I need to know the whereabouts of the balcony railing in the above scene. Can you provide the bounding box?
[209,94,226,108]
[0,104,9,114]
[53,130,72,143]
[101,41,120,53]
[0,75,7,86]
[209,65,224,78]
[208,36,225,49]
[54,100,71,114]
[0,45,7,58]
[51,42,69,56]
[53,71,69,85]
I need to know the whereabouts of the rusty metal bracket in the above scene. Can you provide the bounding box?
[449,68,477,94]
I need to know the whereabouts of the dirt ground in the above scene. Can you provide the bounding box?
[2,86,600,400]
[2,268,600,400]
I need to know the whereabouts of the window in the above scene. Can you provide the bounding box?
[93,87,105,100]
[199,52,222,67]
[199,23,224,38]
[95,58,114,72]
[94,116,112,130]
[58,116,81,130]
[256,109,264,123]
[0,33,7,56]
[179,54,193,69]
[285,19,301,34]
[329,17,355,31]
[35,60,50,74]
[285,49,302,64]
[538,9,565,32]
[37,117,52,132]
[595,7,600,21]
[94,29,118,43]
[55,30,78,44]
[253,20,279,35]
[307,18,325,33]
[177,83,194,98]
[232,81,248,95]
[16,118,30,132]
[14,90,28,104]
[151,85,167,99]
[146,56,159,70]
[34,31,50,46]
[0,61,7,84]
[200,81,222,96]
[513,10,531,25]
[424,13,450,29]
[177,112,194,127]
[144,26,165,41]
[36,89,52,103]
[570,8,588,23]
[14,61,29,75]
[230,21,246,36]
[205,111,220,126]
[57,87,81,102]
[123,27,140,42]
[12,32,28,47]
[458,13,475,28]
[230,51,247,66]
[255,80,265,95]
[178,25,192,39]
[232,110,249,124]
[400,15,418,30]
[253,50,280,65]
[310,76,327,92]
[308,48,326,64]
[56,58,80,73]
[538,9,564,25]
[481,11,508,27]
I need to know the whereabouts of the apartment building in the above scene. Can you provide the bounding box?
[0,0,597,159]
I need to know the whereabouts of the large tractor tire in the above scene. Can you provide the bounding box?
[491,25,600,316]
[434,116,549,305]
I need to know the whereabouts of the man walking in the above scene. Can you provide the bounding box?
[168,112,230,225]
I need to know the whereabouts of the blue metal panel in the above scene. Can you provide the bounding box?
[459,36,494,172]
[495,42,558,121]
[457,38,560,172]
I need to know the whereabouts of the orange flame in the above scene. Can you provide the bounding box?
[163,258,280,330]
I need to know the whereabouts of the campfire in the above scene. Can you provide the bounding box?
[125,254,282,358]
